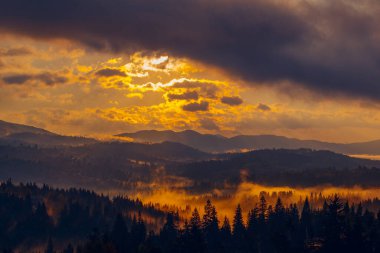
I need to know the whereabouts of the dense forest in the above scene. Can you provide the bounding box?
[66,197,380,253]
[2,182,380,253]
[0,180,166,252]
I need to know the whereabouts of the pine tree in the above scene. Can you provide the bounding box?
[232,205,247,252]
[233,204,245,239]
[221,216,231,239]
[202,200,219,252]
[45,237,54,253]
[63,244,74,253]
[83,229,117,253]
[301,197,312,240]
[129,211,146,252]
[202,200,219,233]
[269,198,290,253]
[111,213,129,253]
[348,212,365,252]
[323,195,344,252]
[247,206,258,237]
[247,208,259,253]
[187,208,205,253]
[274,198,285,216]
[259,195,267,222]
[190,208,201,229]
[160,212,178,253]
[161,213,177,238]
[220,217,232,252]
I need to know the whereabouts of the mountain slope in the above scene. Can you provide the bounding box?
[0,140,213,190]
[0,120,96,146]
[0,119,53,136]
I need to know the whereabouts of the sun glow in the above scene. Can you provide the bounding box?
[148,55,169,65]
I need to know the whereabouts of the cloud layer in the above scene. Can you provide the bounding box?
[96,68,127,77]
[1,0,380,100]
[221,96,243,106]
[2,73,68,85]
[167,91,199,101]
[182,101,209,112]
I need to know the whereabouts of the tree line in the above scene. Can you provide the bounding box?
[2,181,380,253]
[69,196,380,253]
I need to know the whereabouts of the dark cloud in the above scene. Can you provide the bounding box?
[95,68,126,77]
[256,103,271,111]
[221,96,243,106]
[0,47,32,56]
[2,73,68,85]
[167,91,199,101]
[2,74,32,84]
[182,101,209,112]
[36,73,68,85]
[1,0,380,100]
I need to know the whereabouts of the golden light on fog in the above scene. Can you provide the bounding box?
[3,1,380,251]
[127,182,380,220]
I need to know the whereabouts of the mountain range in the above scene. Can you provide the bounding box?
[117,129,380,155]
[2,119,380,156]
[2,119,380,190]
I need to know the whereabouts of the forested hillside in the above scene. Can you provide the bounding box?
[0,180,166,252]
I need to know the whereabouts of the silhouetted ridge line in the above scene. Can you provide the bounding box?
[117,129,380,155]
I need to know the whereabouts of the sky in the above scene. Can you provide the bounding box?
[1,0,380,142]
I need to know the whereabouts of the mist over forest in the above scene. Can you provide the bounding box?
[3,0,380,251]
[1,120,380,252]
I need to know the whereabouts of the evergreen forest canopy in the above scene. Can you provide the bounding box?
[2,181,380,253]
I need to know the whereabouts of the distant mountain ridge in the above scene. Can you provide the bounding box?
[116,129,380,155]
[3,119,380,155]
[0,120,96,146]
